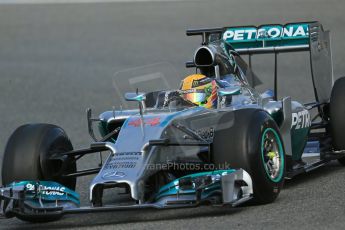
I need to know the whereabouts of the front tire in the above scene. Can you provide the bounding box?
[2,124,76,189]
[329,77,345,165]
[213,109,285,204]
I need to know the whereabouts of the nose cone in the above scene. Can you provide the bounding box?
[90,113,177,203]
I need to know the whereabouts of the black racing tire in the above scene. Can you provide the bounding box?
[2,124,76,189]
[329,76,345,165]
[213,109,285,204]
[2,124,77,222]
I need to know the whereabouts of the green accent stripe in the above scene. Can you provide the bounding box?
[260,128,284,182]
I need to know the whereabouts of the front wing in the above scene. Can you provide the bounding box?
[0,169,253,221]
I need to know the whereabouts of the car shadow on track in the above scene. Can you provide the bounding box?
[283,161,344,189]
[6,206,245,230]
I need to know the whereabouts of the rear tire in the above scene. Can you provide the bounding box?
[330,76,345,165]
[213,109,285,204]
[2,124,76,189]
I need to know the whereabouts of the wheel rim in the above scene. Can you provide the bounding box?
[261,128,284,182]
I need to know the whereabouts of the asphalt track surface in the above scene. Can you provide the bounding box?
[1,0,345,229]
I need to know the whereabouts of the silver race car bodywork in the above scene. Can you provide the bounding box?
[1,21,344,222]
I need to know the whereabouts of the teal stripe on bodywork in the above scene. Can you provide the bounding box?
[154,169,236,201]
[8,181,80,205]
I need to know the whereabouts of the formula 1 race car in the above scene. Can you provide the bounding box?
[1,21,345,222]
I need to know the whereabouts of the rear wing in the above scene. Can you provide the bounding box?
[186,21,333,103]
[223,22,310,54]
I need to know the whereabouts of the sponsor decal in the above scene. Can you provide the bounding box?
[104,152,141,170]
[26,183,66,196]
[291,110,311,129]
[195,127,215,141]
[105,162,137,169]
[192,77,212,88]
[145,117,161,126]
[223,24,309,42]
[115,152,142,156]
[180,88,205,94]
[102,170,126,179]
[128,117,161,127]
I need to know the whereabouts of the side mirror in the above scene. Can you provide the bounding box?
[124,92,146,102]
[124,92,147,114]
[218,86,241,97]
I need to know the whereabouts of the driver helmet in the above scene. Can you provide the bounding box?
[180,74,217,109]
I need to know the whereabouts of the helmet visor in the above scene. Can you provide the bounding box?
[181,89,207,104]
